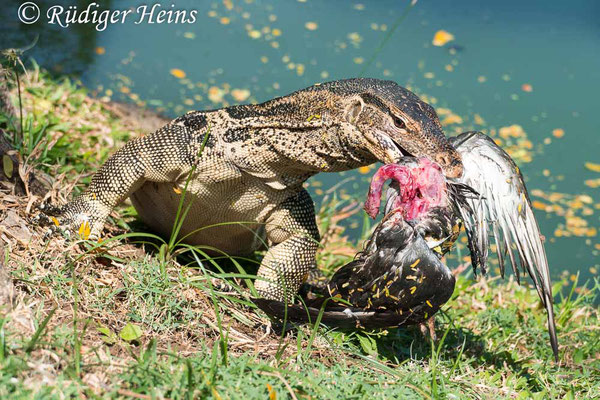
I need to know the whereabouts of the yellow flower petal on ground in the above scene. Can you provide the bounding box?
[432,30,454,46]
[170,68,186,79]
[585,162,600,173]
[78,221,91,240]
[305,21,318,31]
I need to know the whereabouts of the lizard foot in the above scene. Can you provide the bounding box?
[35,197,107,241]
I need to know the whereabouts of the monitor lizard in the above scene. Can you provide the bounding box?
[38,78,463,302]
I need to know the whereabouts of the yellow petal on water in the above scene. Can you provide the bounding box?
[305,21,318,31]
[432,30,454,46]
[585,178,600,188]
[223,0,233,10]
[441,113,463,125]
[552,128,565,138]
[220,17,231,25]
[272,28,282,37]
[531,200,548,210]
[248,29,262,39]
[521,83,533,92]
[473,114,485,125]
[584,162,600,173]
[353,57,364,64]
[231,89,251,102]
[170,69,186,79]
[183,31,195,39]
[95,47,105,55]
[208,86,225,103]
[358,166,371,174]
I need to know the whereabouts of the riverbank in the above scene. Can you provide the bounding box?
[0,67,598,399]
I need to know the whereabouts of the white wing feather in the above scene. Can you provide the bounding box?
[450,131,558,360]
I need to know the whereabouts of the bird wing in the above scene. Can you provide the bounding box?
[449,131,558,360]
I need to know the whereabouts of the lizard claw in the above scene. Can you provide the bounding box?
[35,199,105,241]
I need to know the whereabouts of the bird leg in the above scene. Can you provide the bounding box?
[419,316,437,341]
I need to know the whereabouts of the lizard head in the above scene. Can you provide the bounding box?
[326,78,463,179]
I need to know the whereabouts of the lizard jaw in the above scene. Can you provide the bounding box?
[366,130,411,164]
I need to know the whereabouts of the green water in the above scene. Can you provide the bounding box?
[2,0,599,283]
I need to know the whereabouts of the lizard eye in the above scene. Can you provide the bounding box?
[393,116,407,130]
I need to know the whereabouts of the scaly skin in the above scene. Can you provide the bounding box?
[40,78,463,302]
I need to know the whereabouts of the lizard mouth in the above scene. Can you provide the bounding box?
[364,158,448,221]
[389,137,415,158]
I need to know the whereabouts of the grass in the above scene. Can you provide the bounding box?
[0,64,599,399]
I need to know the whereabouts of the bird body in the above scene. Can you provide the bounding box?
[256,131,559,360]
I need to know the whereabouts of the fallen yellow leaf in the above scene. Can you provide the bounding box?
[432,30,454,46]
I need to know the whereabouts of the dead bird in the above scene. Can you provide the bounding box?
[255,157,462,329]
[255,131,559,360]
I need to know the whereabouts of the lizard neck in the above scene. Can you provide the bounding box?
[219,91,377,175]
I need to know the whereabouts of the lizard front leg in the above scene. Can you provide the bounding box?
[40,123,206,239]
[255,189,320,302]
